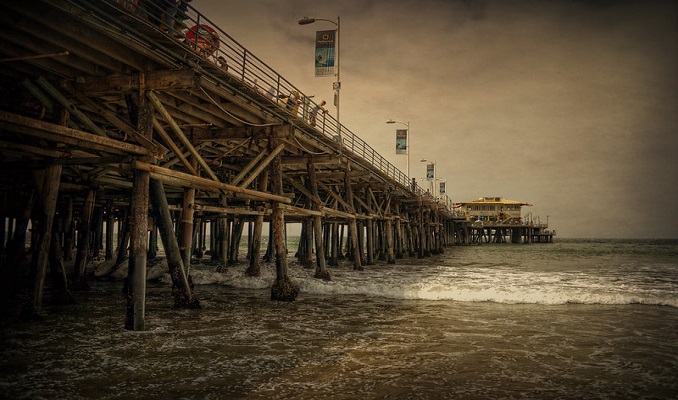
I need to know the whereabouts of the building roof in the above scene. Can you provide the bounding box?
[459,197,533,206]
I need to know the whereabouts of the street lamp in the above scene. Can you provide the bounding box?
[386,119,410,182]
[298,16,342,144]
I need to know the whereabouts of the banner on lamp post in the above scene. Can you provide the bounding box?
[426,163,435,180]
[395,129,408,154]
[315,30,336,77]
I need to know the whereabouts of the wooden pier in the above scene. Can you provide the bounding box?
[0,1,557,329]
[0,0,462,327]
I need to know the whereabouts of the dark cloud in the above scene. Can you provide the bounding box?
[201,0,677,237]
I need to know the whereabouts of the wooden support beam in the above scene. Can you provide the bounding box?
[31,164,62,315]
[318,182,353,212]
[316,171,371,180]
[198,79,272,125]
[246,171,268,277]
[321,207,356,220]
[195,126,280,141]
[149,179,199,308]
[0,110,153,157]
[280,204,323,217]
[160,142,210,169]
[194,204,267,216]
[345,163,362,271]
[231,140,270,185]
[281,155,340,166]
[147,91,219,182]
[62,82,163,155]
[268,134,298,301]
[0,51,69,64]
[152,118,198,175]
[75,70,200,95]
[134,161,291,204]
[238,142,285,189]
[35,77,107,137]
[4,0,150,69]
[353,192,374,216]
[21,79,54,113]
[308,160,330,280]
[282,173,320,206]
[0,140,69,158]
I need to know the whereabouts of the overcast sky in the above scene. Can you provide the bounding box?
[195,0,677,238]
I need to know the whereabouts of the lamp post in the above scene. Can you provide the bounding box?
[386,119,410,183]
[298,16,341,144]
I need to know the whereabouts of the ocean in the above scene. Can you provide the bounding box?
[1,238,677,399]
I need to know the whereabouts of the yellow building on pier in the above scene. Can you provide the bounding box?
[459,197,532,224]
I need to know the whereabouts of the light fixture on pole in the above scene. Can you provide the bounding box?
[386,119,410,182]
[298,16,342,145]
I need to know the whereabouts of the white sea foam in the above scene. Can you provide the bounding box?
[184,260,678,307]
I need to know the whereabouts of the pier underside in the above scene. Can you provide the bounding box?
[1,0,459,326]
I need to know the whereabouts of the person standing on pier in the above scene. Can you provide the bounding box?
[309,100,327,127]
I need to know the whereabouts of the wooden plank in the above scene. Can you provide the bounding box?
[76,70,200,95]
[321,206,356,220]
[194,204,268,216]
[198,126,280,141]
[280,204,322,217]
[281,155,339,166]
[0,110,153,156]
[134,161,292,204]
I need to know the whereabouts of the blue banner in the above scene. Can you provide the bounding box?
[315,30,336,77]
[426,163,435,180]
[396,129,408,154]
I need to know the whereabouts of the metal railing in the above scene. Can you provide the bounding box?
[109,0,434,198]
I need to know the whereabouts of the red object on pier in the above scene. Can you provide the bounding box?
[186,24,220,55]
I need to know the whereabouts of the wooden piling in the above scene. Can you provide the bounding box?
[30,164,62,315]
[125,164,150,331]
[246,171,268,277]
[307,160,330,281]
[73,187,96,289]
[125,86,153,331]
[344,163,362,271]
[149,179,200,308]
[268,133,298,301]
[105,206,115,260]
[180,182,196,273]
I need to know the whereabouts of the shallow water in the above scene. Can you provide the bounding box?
[1,239,677,399]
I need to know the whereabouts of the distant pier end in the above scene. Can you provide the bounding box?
[453,197,555,244]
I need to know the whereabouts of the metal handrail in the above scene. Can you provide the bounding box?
[110,0,433,200]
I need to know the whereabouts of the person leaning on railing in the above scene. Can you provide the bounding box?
[309,100,327,127]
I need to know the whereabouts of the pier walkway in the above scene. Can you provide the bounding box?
[0,0,462,327]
